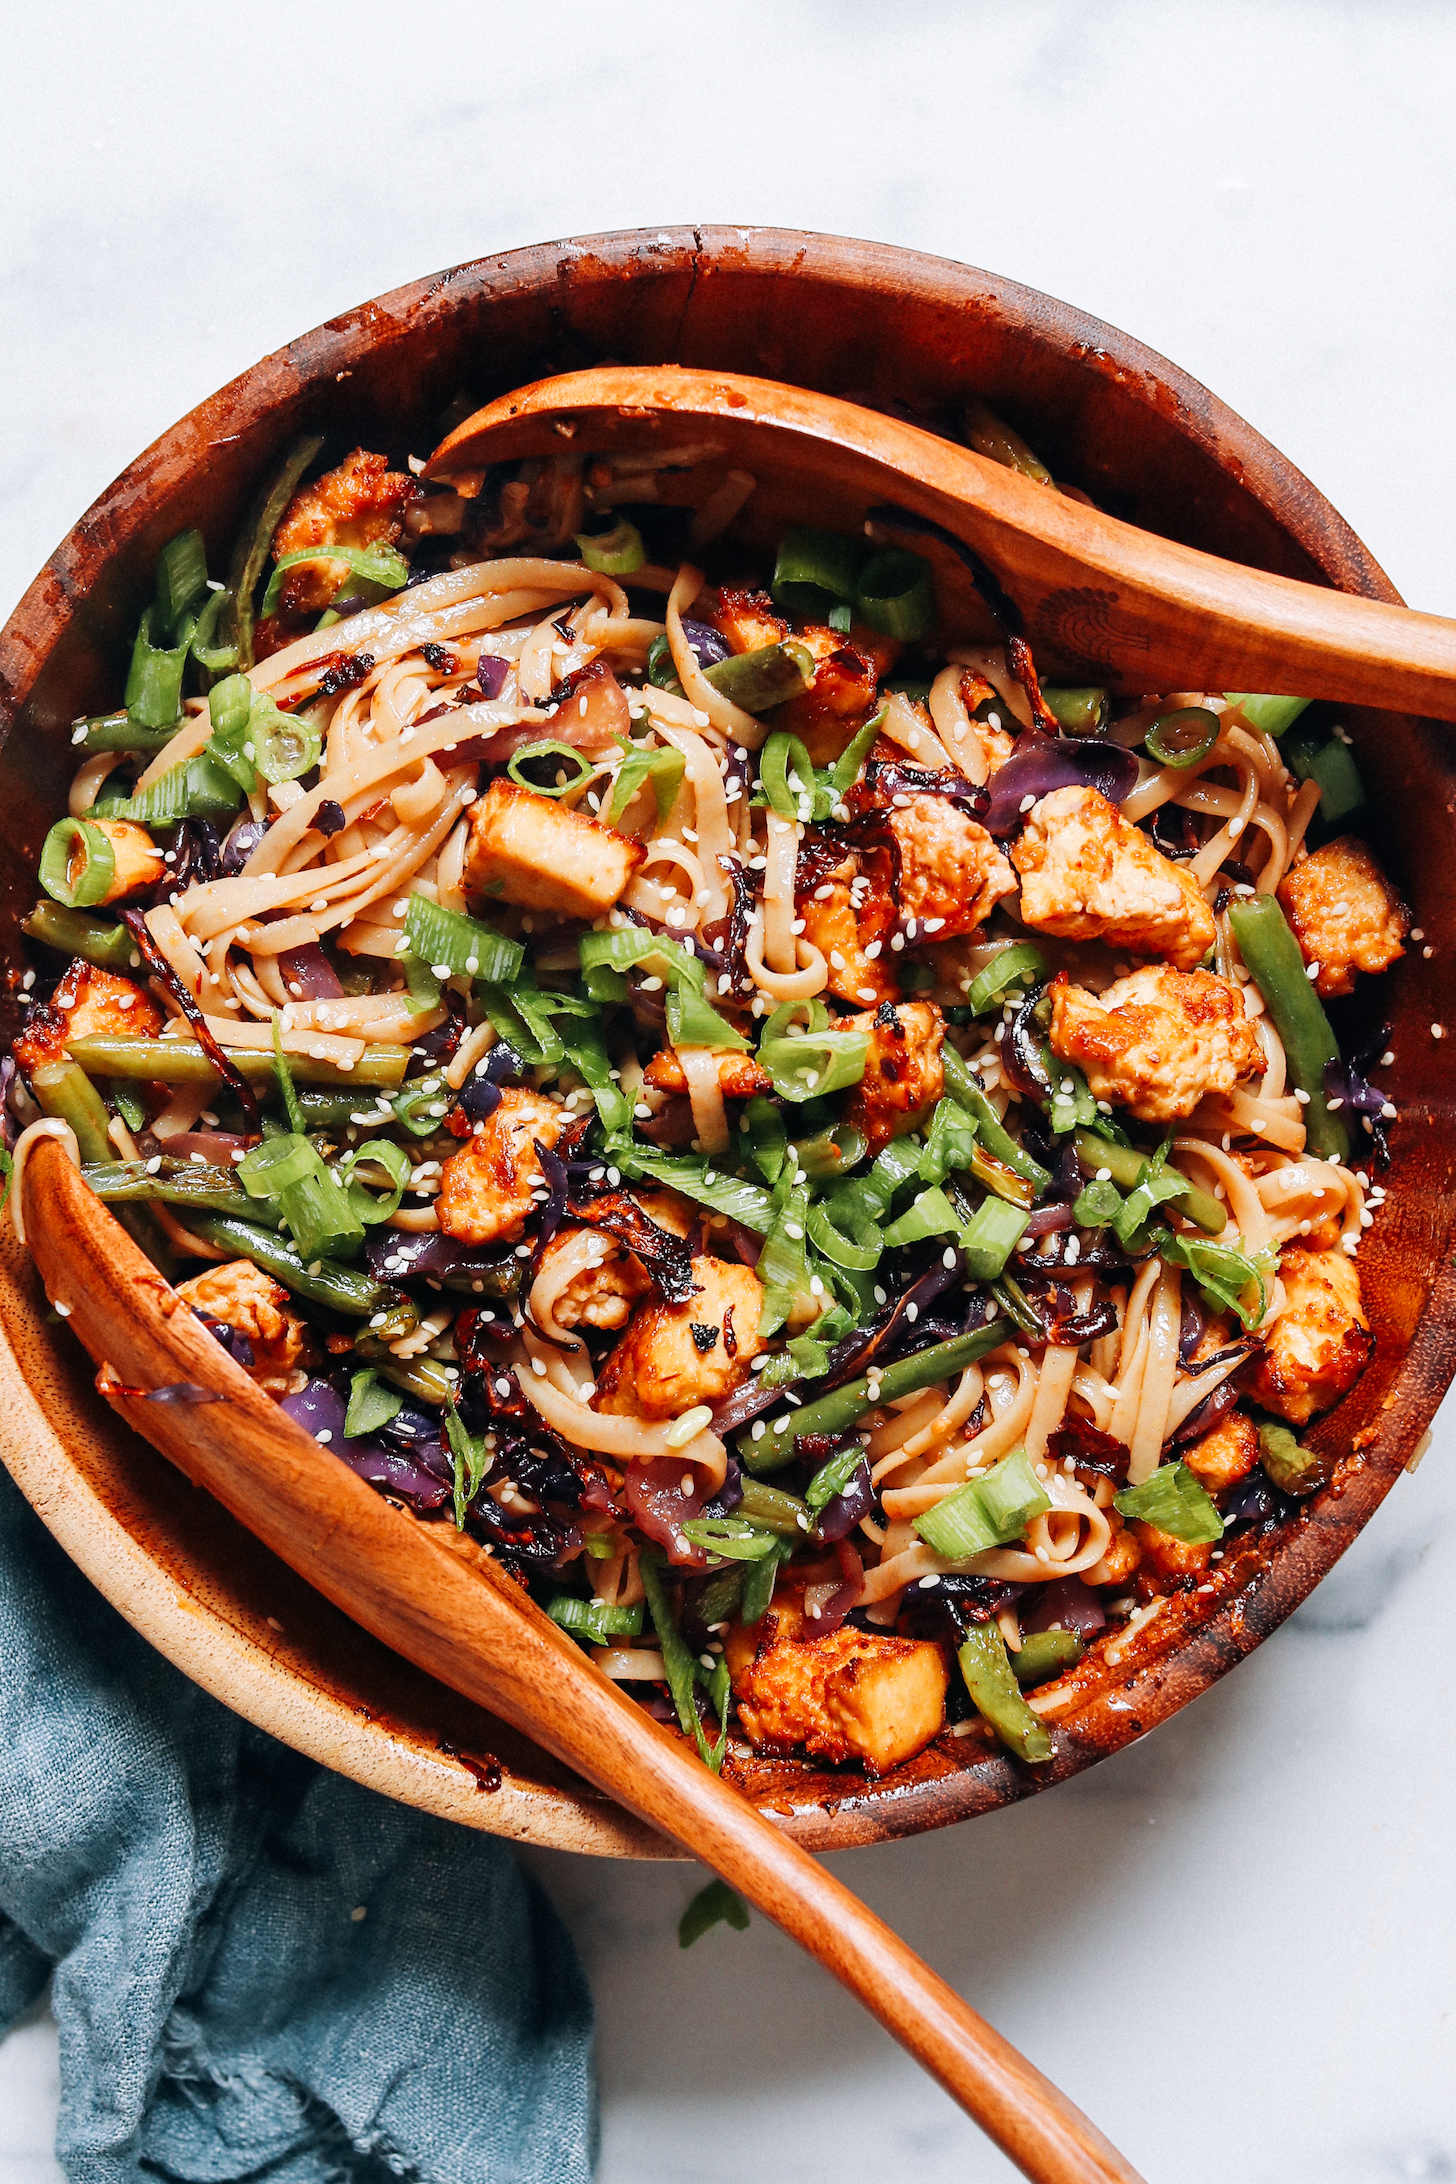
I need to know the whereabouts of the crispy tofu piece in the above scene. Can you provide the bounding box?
[797,846,900,1009]
[13,959,163,1075]
[1279,835,1408,999]
[1049,964,1262,1124]
[271,447,417,613]
[1246,1244,1371,1426]
[1131,1521,1212,1584]
[642,1049,772,1097]
[595,1257,763,1418]
[176,1259,315,1397]
[462,777,644,919]
[725,1588,948,1772]
[436,1086,566,1247]
[1012,785,1216,970]
[536,1225,651,1331]
[713,585,788,655]
[83,818,166,906]
[1183,1410,1259,1495]
[843,1000,944,1153]
[883,795,1017,941]
[779,626,902,767]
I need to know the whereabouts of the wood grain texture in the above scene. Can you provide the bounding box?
[428,363,1456,716]
[0,228,1448,1863]
[20,1140,1142,2184]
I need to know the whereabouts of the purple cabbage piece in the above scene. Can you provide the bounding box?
[281,1379,452,1513]
[1222,1467,1296,1530]
[364,1228,519,1297]
[982,732,1140,837]
[194,1310,255,1369]
[144,1383,225,1405]
[1022,1575,1106,1639]
[699,1458,744,1519]
[1325,1024,1393,1168]
[680,618,732,671]
[1178,1290,1209,1367]
[218,816,269,876]
[475,655,511,700]
[813,1458,874,1543]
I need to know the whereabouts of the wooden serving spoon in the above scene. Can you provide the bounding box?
[19,1141,1143,2184]
[426,362,1456,718]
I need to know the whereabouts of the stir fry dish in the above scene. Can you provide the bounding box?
[4,402,1408,1779]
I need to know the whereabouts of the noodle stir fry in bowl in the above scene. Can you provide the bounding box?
[3,390,1411,1789]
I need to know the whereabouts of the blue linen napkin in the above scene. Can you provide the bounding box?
[0,1464,596,2184]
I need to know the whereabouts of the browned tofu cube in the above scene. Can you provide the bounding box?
[595,1256,763,1418]
[436,1086,566,1246]
[1246,1245,1371,1426]
[725,1588,948,1773]
[13,959,162,1075]
[87,819,167,906]
[175,1259,315,1396]
[843,1000,945,1152]
[1182,1410,1259,1495]
[462,777,644,919]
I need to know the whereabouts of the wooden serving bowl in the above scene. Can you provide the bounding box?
[0,227,1449,1858]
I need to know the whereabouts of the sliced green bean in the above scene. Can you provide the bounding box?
[31,1062,113,1163]
[703,641,814,713]
[740,1320,1011,1474]
[70,712,179,754]
[352,1340,455,1405]
[736,1479,811,1538]
[229,434,324,670]
[1011,1630,1085,1685]
[958,1626,1053,1762]
[1071,1129,1225,1236]
[66,1037,409,1092]
[1227,896,1349,1163]
[80,1158,282,1226]
[22,902,139,971]
[183,1212,410,1323]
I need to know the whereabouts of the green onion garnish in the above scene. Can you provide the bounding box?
[505,740,597,798]
[956,1194,1029,1279]
[757,1025,869,1103]
[124,605,189,731]
[1039,687,1108,735]
[703,641,814,714]
[154,529,210,636]
[1145,705,1220,769]
[402,896,524,985]
[574,517,645,575]
[608,743,685,826]
[678,1517,781,1562]
[547,1594,646,1641]
[678,1880,750,1948]
[771,526,868,619]
[966,942,1048,1016]
[854,548,934,641]
[1113,1460,1223,1543]
[344,1367,404,1439]
[913,1445,1051,1561]
[38,818,116,910]
[260,543,408,618]
[1223,693,1312,739]
[665,985,748,1051]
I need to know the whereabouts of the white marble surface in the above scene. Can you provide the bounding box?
[2,4,1454,2177]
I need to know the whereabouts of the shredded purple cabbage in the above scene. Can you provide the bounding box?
[280,1379,453,1514]
[680,619,733,671]
[982,733,1139,837]
[1325,1024,1393,1169]
[218,816,269,876]
[475,655,511,700]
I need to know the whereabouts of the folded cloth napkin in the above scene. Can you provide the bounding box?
[0,1465,596,2184]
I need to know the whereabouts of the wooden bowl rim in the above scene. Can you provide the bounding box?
[0,224,1445,1856]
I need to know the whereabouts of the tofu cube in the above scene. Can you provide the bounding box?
[462,777,644,918]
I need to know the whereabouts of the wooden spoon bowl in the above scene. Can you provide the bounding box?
[0,228,1450,1865]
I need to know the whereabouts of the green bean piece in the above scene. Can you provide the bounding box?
[694,1563,748,1628]
[962,397,1054,486]
[740,1321,1012,1474]
[80,1158,284,1225]
[736,1479,812,1538]
[703,641,815,714]
[1256,1420,1334,1498]
[124,606,189,731]
[352,1342,455,1406]
[229,434,324,670]
[739,1539,789,1623]
[31,1062,113,1164]
[941,1047,1050,1188]
[183,1212,409,1322]
[1011,1631,1085,1686]
[957,1625,1053,1762]
[22,903,138,971]
[70,712,179,754]
[1226,896,1349,1163]
[1070,1129,1225,1236]
[65,1036,409,1092]
[1040,688,1108,736]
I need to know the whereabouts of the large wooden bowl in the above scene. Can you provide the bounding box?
[0,228,1448,1858]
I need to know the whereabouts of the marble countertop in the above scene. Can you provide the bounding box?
[2,4,1453,2178]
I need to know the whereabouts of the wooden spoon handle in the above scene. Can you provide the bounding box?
[428,363,1456,719]
[20,1145,1143,2183]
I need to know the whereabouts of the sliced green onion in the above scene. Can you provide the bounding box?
[957,1194,1029,1280]
[918,1098,979,1188]
[791,1123,867,1182]
[248,693,322,786]
[1111,1139,1189,1249]
[1256,1420,1331,1498]
[1072,1176,1125,1228]
[558,1017,633,1134]
[340,1136,411,1225]
[548,1594,646,1642]
[38,818,115,910]
[1145,706,1220,769]
[827,601,853,635]
[855,549,934,641]
[942,1048,1050,1189]
[758,730,820,821]
[966,943,1048,1016]
[505,740,597,798]
[828,708,884,799]
[207,674,259,792]
[155,530,210,635]
[237,1133,318,1198]
[1040,687,1108,735]
[646,633,682,695]
[1114,1460,1223,1543]
[1070,1130,1224,1236]
[679,1517,781,1562]
[757,1027,868,1103]
[1011,1630,1084,1686]
[957,1625,1053,1763]
[279,1168,366,1262]
[389,1073,453,1139]
[189,587,240,677]
[914,1446,1050,1560]
[771,527,867,619]
[806,1200,881,1271]
[23,902,134,969]
[403,896,523,985]
[744,1095,789,1184]
[578,923,705,996]
[1159,1229,1277,1332]
[574,517,645,575]
[124,605,189,731]
[69,712,177,754]
[1224,693,1312,739]
[260,543,408,619]
[666,985,748,1051]
[229,434,324,669]
[345,1367,404,1439]
[444,1392,491,1529]
[804,1445,865,1516]
[1285,730,1366,823]
[704,641,814,714]
[615,1144,775,1233]
[737,1479,811,1535]
[608,743,685,826]
[755,1183,813,1340]
[641,1553,728,1772]
[883,1185,961,1250]
[98,754,242,826]
[740,1539,789,1622]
